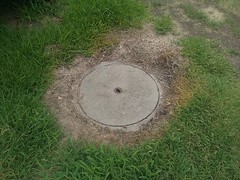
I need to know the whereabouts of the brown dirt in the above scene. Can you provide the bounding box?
[44,24,186,146]
[0,12,19,28]
[202,7,225,22]
[164,0,240,69]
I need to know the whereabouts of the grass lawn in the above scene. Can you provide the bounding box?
[1,0,240,179]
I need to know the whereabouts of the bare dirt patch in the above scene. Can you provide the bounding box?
[203,6,225,22]
[44,24,186,146]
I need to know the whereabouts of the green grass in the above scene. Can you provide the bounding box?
[182,4,208,22]
[181,4,224,29]
[18,0,58,22]
[155,16,173,35]
[29,38,240,179]
[1,0,240,179]
[36,37,240,179]
[218,0,240,14]
[152,0,168,7]
[223,16,240,38]
[228,48,240,56]
[232,27,240,38]
[0,0,146,178]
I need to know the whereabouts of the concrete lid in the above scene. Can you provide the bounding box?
[78,62,160,128]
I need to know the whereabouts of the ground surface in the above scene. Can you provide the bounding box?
[1,0,240,179]
[173,1,240,68]
[44,24,183,145]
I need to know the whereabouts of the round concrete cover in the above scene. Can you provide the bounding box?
[78,63,160,127]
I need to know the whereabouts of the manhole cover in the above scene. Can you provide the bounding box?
[78,62,160,129]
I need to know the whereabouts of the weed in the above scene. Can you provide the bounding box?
[218,0,240,15]
[182,4,208,22]
[152,0,167,7]
[232,27,240,38]
[155,16,173,35]
[181,4,224,29]
[228,48,240,56]
[195,0,240,16]
[225,17,240,38]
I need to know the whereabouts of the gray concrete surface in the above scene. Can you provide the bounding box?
[78,62,161,130]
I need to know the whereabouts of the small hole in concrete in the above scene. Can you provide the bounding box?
[114,87,122,94]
